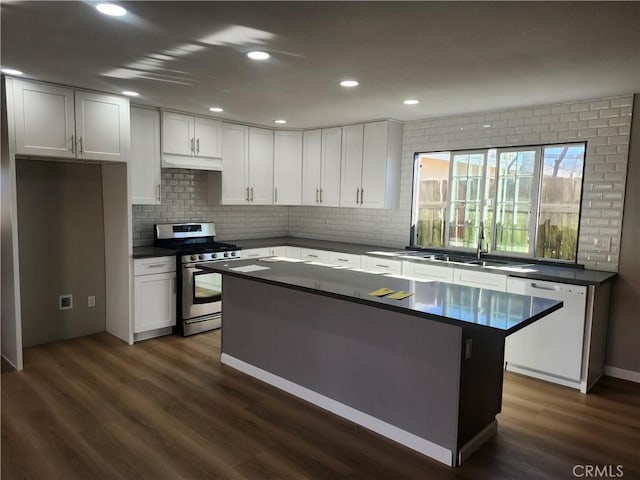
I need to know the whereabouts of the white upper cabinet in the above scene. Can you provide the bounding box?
[221,124,274,204]
[340,124,364,207]
[10,78,130,162]
[340,120,403,209]
[161,111,223,170]
[273,130,302,205]
[302,127,342,206]
[130,107,161,205]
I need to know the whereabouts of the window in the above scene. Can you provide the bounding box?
[411,142,585,262]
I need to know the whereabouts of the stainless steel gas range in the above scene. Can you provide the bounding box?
[154,222,242,336]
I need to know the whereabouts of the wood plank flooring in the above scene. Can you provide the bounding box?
[2,331,639,480]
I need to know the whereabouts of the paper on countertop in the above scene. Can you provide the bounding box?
[230,264,271,273]
[386,290,413,300]
[369,287,395,297]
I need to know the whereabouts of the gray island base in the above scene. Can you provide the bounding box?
[202,259,562,467]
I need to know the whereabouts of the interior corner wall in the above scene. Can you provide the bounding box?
[16,159,106,348]
[605,94,640,375]
[0,78,21,369]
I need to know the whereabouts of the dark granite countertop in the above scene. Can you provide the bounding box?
[132,246,177,259]
[227,237,616,287]
[199,258,562,336]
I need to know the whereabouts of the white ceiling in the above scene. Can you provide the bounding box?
[2,1,639,129]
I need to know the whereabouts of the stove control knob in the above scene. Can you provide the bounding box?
[190,255,197,261]
[198,254,206,260]
[230,251,236,257]
[224,252,229,257]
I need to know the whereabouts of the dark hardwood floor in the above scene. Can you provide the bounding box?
[2,331,639,480]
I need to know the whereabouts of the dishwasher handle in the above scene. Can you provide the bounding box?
[531,282,560,292]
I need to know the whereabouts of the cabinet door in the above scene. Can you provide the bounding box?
[242,247,271,259]
[402,261,454,282]
[248,127,274,204]
[299,248,329,262]
[452,268,506,291]
[130,108,161,204]
[302,130,321,205]
[274,131,302,205]
[162,112,194,157]
[361,256,402,274]
[11,79,75,158]
[194,116,222,159]
[75,91,130,162]
[221,123,249,204]
[325,251,361,268]
[270,246,287,257]
[320,127,342,206]
[361,121,389,208]
[134,272,176,333]
[340,124,364,207]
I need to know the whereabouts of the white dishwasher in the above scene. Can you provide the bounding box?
[505,277,587,383]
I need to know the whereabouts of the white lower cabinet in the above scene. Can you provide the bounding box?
[452,268,507,291]
[133,257,176,336]
[402,261,454,282]
[298,248,331,262]
[361,256,402,274]
[242,247,271,259]
[325,251,361,268]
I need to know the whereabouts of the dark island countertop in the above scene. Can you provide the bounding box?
[225,236,616,287]
[199,258,562,336]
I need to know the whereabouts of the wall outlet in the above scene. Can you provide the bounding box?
[88,296,96,307]
[59,294,73,310]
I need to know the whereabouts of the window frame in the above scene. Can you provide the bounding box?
[410,141,587,264]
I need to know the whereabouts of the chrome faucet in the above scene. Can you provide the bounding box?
[477,221,485,260]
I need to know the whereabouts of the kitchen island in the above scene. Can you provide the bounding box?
[200,258,562,467]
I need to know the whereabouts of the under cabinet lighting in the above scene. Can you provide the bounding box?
[1,68,23,75]
[96,3,127,16]
[209,107,224,112]
[247,51,270,60]
[340,80,359,87]
[122,91,139,97]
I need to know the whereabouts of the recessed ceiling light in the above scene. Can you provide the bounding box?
[246,51,270,60]
[1,68,23,75]
[403,99,420,105]
[340,80,359,88]
[122,91,139,97]
[96,3,127,16]
[209,107,224,113]
[274,120,287,124]
[483,124,492,128]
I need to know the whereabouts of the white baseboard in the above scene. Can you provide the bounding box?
[221,353,454,466]
[604,365,640,383]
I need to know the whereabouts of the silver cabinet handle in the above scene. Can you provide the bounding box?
[274,187,278,203]
[316,188,319,203]
[70,135,75,153]
[250,187,254,202]
[172,277,176,294]
[356,188,359,203]
[308,254,318,258]
[156,184,161,202]
[337,258,349,262]
[360,188,364,204]
[78,136,83,154]
[531,283,560,291]
[147,263,165,268]
[246,187,250,202]
[196,138,200,154]
[375,264,390,268]
[320,188,323,203]
[190,138,195,153]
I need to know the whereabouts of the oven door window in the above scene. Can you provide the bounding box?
[193,270,222,304]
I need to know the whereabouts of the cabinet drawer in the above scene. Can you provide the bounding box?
[134,256,176,275]
[402,261,453,282]
[453,268,506,291]
[242,247,271,259]
[361,256,402,274]
[299,248,329,262]
[325,251,361,267]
